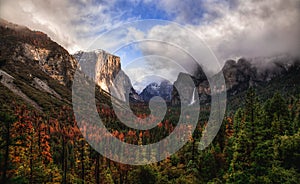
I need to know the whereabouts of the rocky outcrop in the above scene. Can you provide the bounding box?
[222,58,257,95]
[22,43,77,87]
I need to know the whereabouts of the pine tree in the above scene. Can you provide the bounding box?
[265,92,289,135]
[226,88,263,182]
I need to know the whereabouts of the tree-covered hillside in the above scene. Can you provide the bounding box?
[1,89,299,183]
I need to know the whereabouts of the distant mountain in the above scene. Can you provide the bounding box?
[139,81,173,102]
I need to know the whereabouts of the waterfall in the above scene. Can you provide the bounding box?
[189,87,196,105]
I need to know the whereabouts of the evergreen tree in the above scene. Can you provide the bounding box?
[227,88,264,182]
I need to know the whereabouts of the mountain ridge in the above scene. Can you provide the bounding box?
[0,19,116,112]
[1,18,299,112]
[171,55,300,109]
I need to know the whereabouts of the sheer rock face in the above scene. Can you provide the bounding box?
[73,50,136,101]
[73,50,121,92]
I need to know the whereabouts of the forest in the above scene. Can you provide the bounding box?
[1,88,300,183]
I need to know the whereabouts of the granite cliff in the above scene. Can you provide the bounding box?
[73,50,138,102]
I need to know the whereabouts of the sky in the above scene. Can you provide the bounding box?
[1,0,300,92]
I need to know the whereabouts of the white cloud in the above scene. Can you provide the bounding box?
[0,0,122,53]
